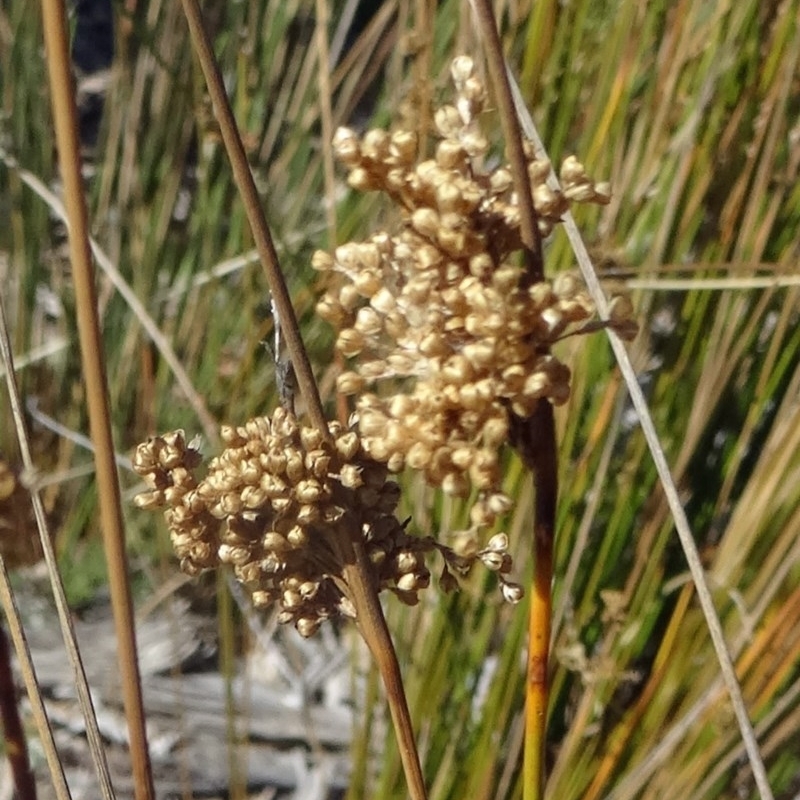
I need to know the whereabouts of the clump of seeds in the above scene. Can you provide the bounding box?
[313,56,635,529]
[133,408,521,637]
[134,55,634,636]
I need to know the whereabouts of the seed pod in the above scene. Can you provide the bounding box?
[442,471,469,497]
[335,431,361,461]
[251,590,274,608]
[240,485,268,510]
[348,166,380,192]
[362,128,390,162]
[296,503,319,525]
[295,479,323,504]
[339,463,364,489]
[387,452,405,473]
[296,617,321,638]
[486,532,509,553]
[262,530,289,551]
[436,139,467,171]
[370,287,396,315]
[593,182,612,204]
[219,543,251,566]
[502,582,524,604]
[410,207,440,240]
[369,545,387,565]
[354,270,382,298]
[480,551,505,571]
[337,328,367,357]
[286,524,309,548]
[404,440,431,470]
[396,573,421,592]
[390,129,418,165]
[285,451,305,484]
[434,104,462,138]
[358,409,388,438]
[311,250,334,271]
[332,127,361,164]
[559,155,585,184]
[339,597,357,618]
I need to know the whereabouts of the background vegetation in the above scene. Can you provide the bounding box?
[1,0,799,798]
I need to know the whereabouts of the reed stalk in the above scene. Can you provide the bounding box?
[38,0,154,796]
[177,2,428,796]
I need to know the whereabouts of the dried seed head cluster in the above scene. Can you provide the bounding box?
[133,409,521,637]
[314,56,635,527]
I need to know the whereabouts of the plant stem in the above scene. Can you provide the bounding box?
[39,2,154,798]
[340,540,429,800]
[0,622,37,800]
[179,0,330,440]
[179,4,428,797]
[517,401,557,800]
[470,3,557,799]
[470,0,544,282]
[0,555,70,800]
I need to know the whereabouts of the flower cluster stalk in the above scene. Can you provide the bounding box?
[176,2,428,796]
[471,1,557,796]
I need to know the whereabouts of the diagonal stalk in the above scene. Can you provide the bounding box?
[178,2,427,796]
[509,68,775,800]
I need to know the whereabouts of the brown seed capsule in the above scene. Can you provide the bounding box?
[396,573,421,592]
[286,525,309,548]
[436,138,468,171]
[285,451,305,484]
[311,249,334,272]
[353,270,382,298]
[339,596,357,618]
[251,590,274,608]
[332,127,361,164]
[405,441,432,470]
[390,130,418,165]
[295,479,323,504]
[559,155,585,184]
[502,582,524,604]
[410,207,440,240]
[296,617,322,638]
[348,166,381,192]
[386,452,405,473]
[362,128,390,162]
[370,287,396,315]
[442,471,469,497]
[339,463,364,489]
[306,451,332,480]
[337,328,368,358]
[335,431,361,461]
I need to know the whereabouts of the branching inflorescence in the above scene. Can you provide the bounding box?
[132,408,517,637]
[133,56,634,639]
[313,56,634,529]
